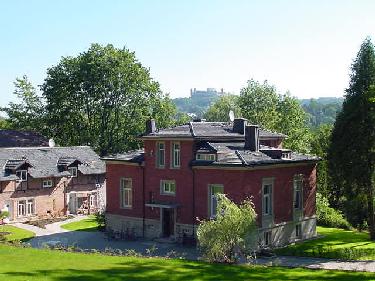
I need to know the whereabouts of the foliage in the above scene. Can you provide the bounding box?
[41,44,177,156]
[204,95,241,122]
[173,91,220,118]
[328,38,375,236]
[277,93,311,153]
[316,193,351,230]
[276,226,375,260]
[302,98,343,128]
[60,215,99,232]
[94,212,106,230]
[1,76,45,132]
[238,79,279,129]
[0,211,9,219]
[197,194,257,263]
[310,124,333,198]
[2,244,374,281]
[238,79,310,153]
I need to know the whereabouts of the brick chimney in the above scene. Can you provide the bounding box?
[233,118,247,134]
[245,125,259,152]
[146,119,156,134]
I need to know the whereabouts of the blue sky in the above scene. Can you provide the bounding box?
[1,0,375,107]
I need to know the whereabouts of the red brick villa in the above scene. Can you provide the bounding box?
[104,118,319,247]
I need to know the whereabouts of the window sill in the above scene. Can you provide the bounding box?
[120,206,132,210]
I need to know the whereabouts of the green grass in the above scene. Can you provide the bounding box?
[0,225,35,242]
[0,244,374,281]
[276,226,375,260]
[60,215,99,232]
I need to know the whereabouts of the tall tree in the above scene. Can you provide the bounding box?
[238,79,279,129]
[277,93,311,153]
[204,94,241,121]
[42,44,176,155]
[310,124,333,198]
[238,79,310,153]
[328,38,375,237]
[1,76,45,132]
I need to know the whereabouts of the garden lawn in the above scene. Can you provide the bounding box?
[276,226,375,260]
[0,244,374,281]
[61,215,99,232]
[0,225,35,242]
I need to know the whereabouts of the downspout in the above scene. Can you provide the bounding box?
[142,164,146,238]
[192,165,196,238]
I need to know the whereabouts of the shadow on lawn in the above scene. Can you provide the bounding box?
[3,260,375,281]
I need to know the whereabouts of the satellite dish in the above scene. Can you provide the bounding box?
[229,110,235,122]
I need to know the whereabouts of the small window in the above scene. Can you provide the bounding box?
[120,178,132,208]
[262,182,273,215]
[161,180,176,195]
[295,224,302,239]
[68,167,78,177]
[293,175,303,210]
[281,152,291,159]
[264,230,272,246]
[42,179,53,188]
[209,184,224,218]
[157,142,165,168]
[16,170,28,182]
[172,142,181,168]
[196,154,216,161]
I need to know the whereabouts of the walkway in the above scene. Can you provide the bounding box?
[10,219,375,272]
[11,215,88,236]
[251,255,375,273]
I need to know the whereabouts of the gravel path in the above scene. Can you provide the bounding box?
[251,256,375,273]
[9,218,375,272]
[11,215,89,236]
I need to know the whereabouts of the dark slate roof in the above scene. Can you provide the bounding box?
[192,142,319,167]
[142,122,286,140]
[0,130,48,147]
[4,159,29,170]
[0,146,105,181]
[102,149,145,164]
[57,157,81,167]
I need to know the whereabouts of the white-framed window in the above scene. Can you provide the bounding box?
[161,180,176,195]
[264,230,272,246]
[295,224,302,239]
[42,179,53,188]
[17,199,34,217]
[172,142,181,168]
[120,178,132,208]
[157,142,165,168]
[196,153,216,161]
[262,180,273,216]
[293,175,303,210]
[16,170,28,182]
[281,152,292,159]
[209,184,224,218]
[68,167,78,177]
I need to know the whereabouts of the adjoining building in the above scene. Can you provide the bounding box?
[0,146,105,221]
[103,118,318,247]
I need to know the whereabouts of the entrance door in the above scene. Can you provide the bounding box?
[162,208,175,237]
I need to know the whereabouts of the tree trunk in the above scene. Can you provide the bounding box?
[367,184,375,240]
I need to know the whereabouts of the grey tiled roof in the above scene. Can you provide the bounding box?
[143,122,286,140]
[102,149,145,164]
[192,142,319,167]
[0,130,48,147]
[0,146,105,181]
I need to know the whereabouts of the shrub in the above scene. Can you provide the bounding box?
[94,212,106,230]
[197,194,257,263]
[316,193,351,230]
